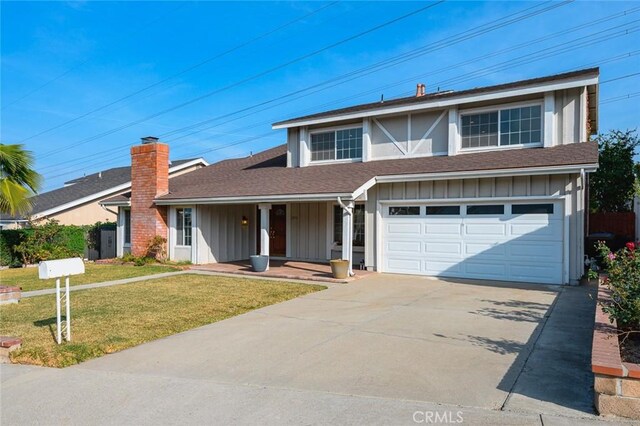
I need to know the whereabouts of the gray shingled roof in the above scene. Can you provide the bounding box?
[150,142,598,202]
[273,68,599,127]
[5,159,201,220]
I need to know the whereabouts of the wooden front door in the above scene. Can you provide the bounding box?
[257,204,287,256]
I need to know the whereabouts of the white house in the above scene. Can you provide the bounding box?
[104,68,600,285]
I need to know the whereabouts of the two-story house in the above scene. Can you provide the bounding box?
[104,67,599,285]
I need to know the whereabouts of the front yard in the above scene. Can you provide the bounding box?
[0,262,181,292]
[0,274,324,367]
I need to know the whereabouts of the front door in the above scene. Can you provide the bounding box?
[269,204,287,256]
[257,204,287,257]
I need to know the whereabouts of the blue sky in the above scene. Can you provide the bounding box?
[2,1,639,191]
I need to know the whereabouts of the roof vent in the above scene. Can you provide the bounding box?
[141,136,159,145]
[416,83,426,97]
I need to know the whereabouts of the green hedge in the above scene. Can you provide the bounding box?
[0,221,87,267]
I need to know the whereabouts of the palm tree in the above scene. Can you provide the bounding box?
[0,144,41,216]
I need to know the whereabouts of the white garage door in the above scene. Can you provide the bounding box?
[382,202,564,284]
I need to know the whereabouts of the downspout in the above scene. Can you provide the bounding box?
[337,196,355,277]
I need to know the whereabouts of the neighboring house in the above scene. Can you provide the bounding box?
[104,68,599,285]
[1,141,207,229]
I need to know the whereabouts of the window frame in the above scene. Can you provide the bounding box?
[175,207,193,247]
[458,100,544,152]
[332,203,365,249]
[122,208,131,246]
[309,124,364,164]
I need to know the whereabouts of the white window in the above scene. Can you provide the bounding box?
[333,205,365,247]
[461,104,542,149]
[176,208,192,246]
[123,208,131,245]
[311,127,362,162]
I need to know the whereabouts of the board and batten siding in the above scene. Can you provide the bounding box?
[367,173,586,283]
[289,202,329,261]
[196,204,256,264]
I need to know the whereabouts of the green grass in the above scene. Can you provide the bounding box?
[0,274,325,367]
[0,263,181,292]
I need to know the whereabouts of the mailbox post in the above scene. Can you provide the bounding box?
[38,258,85,344]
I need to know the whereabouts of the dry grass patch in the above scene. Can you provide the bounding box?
[0,274,324,367]
[0,263,181,292]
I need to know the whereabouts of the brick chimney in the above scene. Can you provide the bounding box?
[130,136,169,257]
[416,83,426,97]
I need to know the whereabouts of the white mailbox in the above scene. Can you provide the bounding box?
[38,257,85,344]
[38,258,85,279]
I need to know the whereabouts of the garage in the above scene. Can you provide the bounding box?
[381,201,564,284]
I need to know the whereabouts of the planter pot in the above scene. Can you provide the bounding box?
[249,255,269,272]
[330,259,349,279]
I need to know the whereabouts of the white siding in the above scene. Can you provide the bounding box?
[196,204,256,263]
[555,87,584,145]
[289,202,329,261]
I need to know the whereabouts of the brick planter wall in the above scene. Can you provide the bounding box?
[0,286,21,304]
[592,282,640,419]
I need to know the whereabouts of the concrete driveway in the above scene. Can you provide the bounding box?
[1,274,608,425]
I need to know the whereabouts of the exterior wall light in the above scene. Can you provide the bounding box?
[241,216,249,226]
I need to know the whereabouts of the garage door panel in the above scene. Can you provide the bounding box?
[386,222,422,234]
[386,258,422,273]
[382,201,563,284]
[425,242,462,256]
[424,223,461,236]
[464,223,507,236]
[386,240,422,254]
[425,260,462,274]
[510,221,562,239]
[509,242,562,260]
[509,263,562,283]
[465,242,507,259]
[464,261,508,278]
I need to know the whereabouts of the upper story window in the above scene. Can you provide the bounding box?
[311,127,363,162]
[461,104,542,149]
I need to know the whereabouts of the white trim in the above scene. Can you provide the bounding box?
[352,177,376,200]
[191,205,198,264]
[362,118,372,162]
[373,118,407,155]
[378,195,566,204]
[580,87,588,142]
[168,207,176,261]
[155,193,354,205]
[544,92,556,148]
[448,108,458,156]
[364,152,448,162]
[285,203,292,258]
[458,100,544,153]
[101,200,130,207]
[300,126,310,167]
[272,74,599,129]
[563,194,571,284]
[413,109,447,154]
[325,202,333,260]
[372,163,598,184]
[308,124,364,165]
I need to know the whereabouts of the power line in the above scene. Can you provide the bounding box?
[27,1,440,152]
[40,1,628,181]
[37,0,565,174]
[18,1,341,146]
[601,92,640,104]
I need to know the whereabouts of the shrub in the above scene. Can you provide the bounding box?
[145,236,166,260]
[0,229,26,267]
[597,241,640,338]
[12,220,85,265]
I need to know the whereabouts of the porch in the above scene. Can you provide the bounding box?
[190,260,374,284]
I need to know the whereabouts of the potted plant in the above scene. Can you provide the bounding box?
[330,259,349,279]
[249,254,269,272]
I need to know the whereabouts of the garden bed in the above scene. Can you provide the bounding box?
[592,282,640,419]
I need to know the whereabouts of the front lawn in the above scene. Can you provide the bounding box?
[0,274,324,367]
[0,262,181,292]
